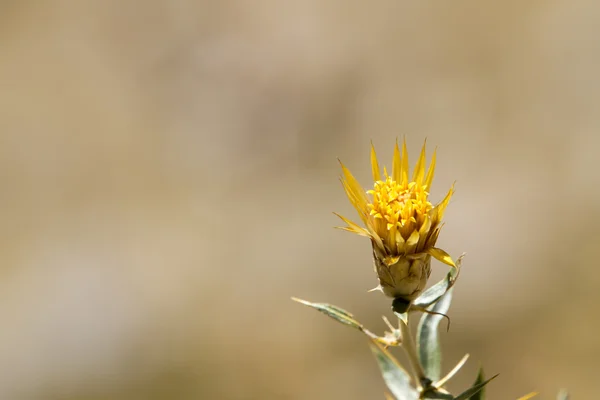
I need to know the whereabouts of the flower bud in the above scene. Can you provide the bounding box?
[373,246,431,301]
[336,140,456,301]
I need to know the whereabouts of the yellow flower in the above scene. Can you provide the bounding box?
[336,140,455,301]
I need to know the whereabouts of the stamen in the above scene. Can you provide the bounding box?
[367,177,432,239]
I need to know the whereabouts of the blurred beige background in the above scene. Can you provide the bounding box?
[1,1,599,399]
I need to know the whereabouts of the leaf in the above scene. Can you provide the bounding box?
[421,388,454,399]
[434,354,470,388]
[291,297,363,330]
[416,288,454,381]
[556,390,569,400]
[467,367,486,400]
[413,254,463,309]
[370,341,419,400]
[452,374,498,400]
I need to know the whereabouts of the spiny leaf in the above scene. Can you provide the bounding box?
[370,341,419,400]
[452,374,499,400]
[416,288,454,381]
[414,255,463,308]
[467,367,486,400]
[291,297,362,330]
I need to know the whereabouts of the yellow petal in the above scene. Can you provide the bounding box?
[424,147,436,190]
[427,247,456,268]
[412,140,427,186]
[401,138,409,184]
[370,142,381,182]
[433,184,455,223]
[341,179,367,223]
[405,229,420,253]
[339,161,369,219]
[392,140,401,182]
[517,392,539,400]
[336,226,366,235]
[385,224,397,252]
[425,224,442,248]
[334,213,371,238]
[334,213,384,250]
[383,254,401,266]
[416,214,432,252]
[395,229,406,254]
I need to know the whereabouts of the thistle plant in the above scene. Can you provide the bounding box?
[293,140,539,400]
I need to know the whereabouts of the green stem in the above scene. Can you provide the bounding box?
[397,313,429,390]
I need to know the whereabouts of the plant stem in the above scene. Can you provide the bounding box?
[397,313,428,390]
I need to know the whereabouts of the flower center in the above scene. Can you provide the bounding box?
[367,177,432,232]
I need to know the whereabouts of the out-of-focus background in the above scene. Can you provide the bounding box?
[1,1,599,399]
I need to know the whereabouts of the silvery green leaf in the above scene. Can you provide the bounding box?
[291,297,363,330]
[416,288,453,381]
[413,255,462,309]
[452,374,498,400]
[370,341,418,400]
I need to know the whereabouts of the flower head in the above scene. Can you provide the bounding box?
[336,140,455,301]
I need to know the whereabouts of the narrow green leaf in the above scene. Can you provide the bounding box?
[414,255,462,308]
[323,303,357,319]
[452,374,498,400]
[291,297,363,330]
[370,341,419,400]
[468,367,486,400]
[416,288,454,381]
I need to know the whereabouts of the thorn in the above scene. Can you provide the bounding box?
[382,316,396,332]
[368,285,383,293]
